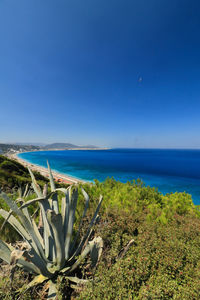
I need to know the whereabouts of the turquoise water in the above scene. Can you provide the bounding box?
[18,149,200,205]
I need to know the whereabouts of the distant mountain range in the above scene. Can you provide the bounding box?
[14,142,47,147]
[42,143,98,150]
[0,143,40,154]
[0,142,99,154]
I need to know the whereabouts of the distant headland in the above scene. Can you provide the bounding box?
[0,142,109,155]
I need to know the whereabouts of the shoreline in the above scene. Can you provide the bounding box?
[8,152,87,185]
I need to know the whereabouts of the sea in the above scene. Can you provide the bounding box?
[18,149,200,205]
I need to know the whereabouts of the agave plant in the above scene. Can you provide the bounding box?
[0,162,103,299]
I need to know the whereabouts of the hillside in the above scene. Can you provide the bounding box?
[43,142,80,149]
[78,180,200,299]
[0,142,100,153]
[0,155,48,192]
[42,143,98,150]
[0,177,200,299]
[0,143,39,154]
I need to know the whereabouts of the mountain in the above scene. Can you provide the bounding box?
[0,143,40,154]
[43,143,79,149]
[0,142,101,153]
[14,142,47,147]
[42,143,98,150]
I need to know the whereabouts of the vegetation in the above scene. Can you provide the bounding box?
[0,172,200,298]
[0,155,48,193]
[77,179,200,299]
[0,164,103,299]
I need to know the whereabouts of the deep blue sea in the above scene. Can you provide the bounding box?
[18,149,200,205]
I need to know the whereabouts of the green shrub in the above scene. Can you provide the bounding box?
[0,155,48,193]
[78,212,200,299]
[1,170,200,299]
[82,178,198,223]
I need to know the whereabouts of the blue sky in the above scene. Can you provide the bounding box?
[0,0,200,148]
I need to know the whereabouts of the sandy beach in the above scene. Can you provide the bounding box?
[8,152,85,185]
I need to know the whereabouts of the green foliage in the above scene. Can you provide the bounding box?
[0,164,103,299]
[0,190,41,243]
[0,155,48,193]
[78,211,200,299]
[0,267,36,300]
[74,179,200,299]
[1,172,200,299]
[82,178,198,223]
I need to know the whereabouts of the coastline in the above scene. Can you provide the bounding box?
[8,152,86,185]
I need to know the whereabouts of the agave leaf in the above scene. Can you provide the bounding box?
[0,209,12,230]
[61,187,71,240]
[0,163,103,291]
[52,194,59,214]
[23,248,53,277]
[39,204,56,261]
[68,236,103,273]
[47,161,59,214]
[19,193,54,209]
[10,249,26,265]
[43,183,48,197]
[19,196,45,209]
[28,168,43,198]
[22,223,48,264]
[65,276,88,284]
[55,186,74,226]
[31,207,39,219]
[22,206,32,224]
[40,205,50,258]
[18,187,22,198]
[18,198,32,224]
[32,219,44,248]
[47,280,57,299]
[20,201,51,265]
[22,183,30,198]
[1,192,24,216]
[0,239,11,263]
[59,266,70,273]
[0,209,34,245]
[89,236,103,268]
[0,193,48,264]
[12,244,53,277]
[71,195,103,260]
[55,188,70,193]
[68,242,91,273]
[69,188,89,254]
[47,160,56,192]
[0,210,52,276]
[81,188,90,216]
[0,209,47,272]
[18,274,48,293]
[0,243,41,276]
[0,211,46,271]
[61,196,67,226]
[17,257,40,274]
[65,188,78,260]
[47,210,65,269]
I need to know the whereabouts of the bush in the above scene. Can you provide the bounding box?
[78,212,200,299]
[82,178,198,223]
[1,175,200,299]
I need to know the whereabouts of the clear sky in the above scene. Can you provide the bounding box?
[0,0,200,148]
